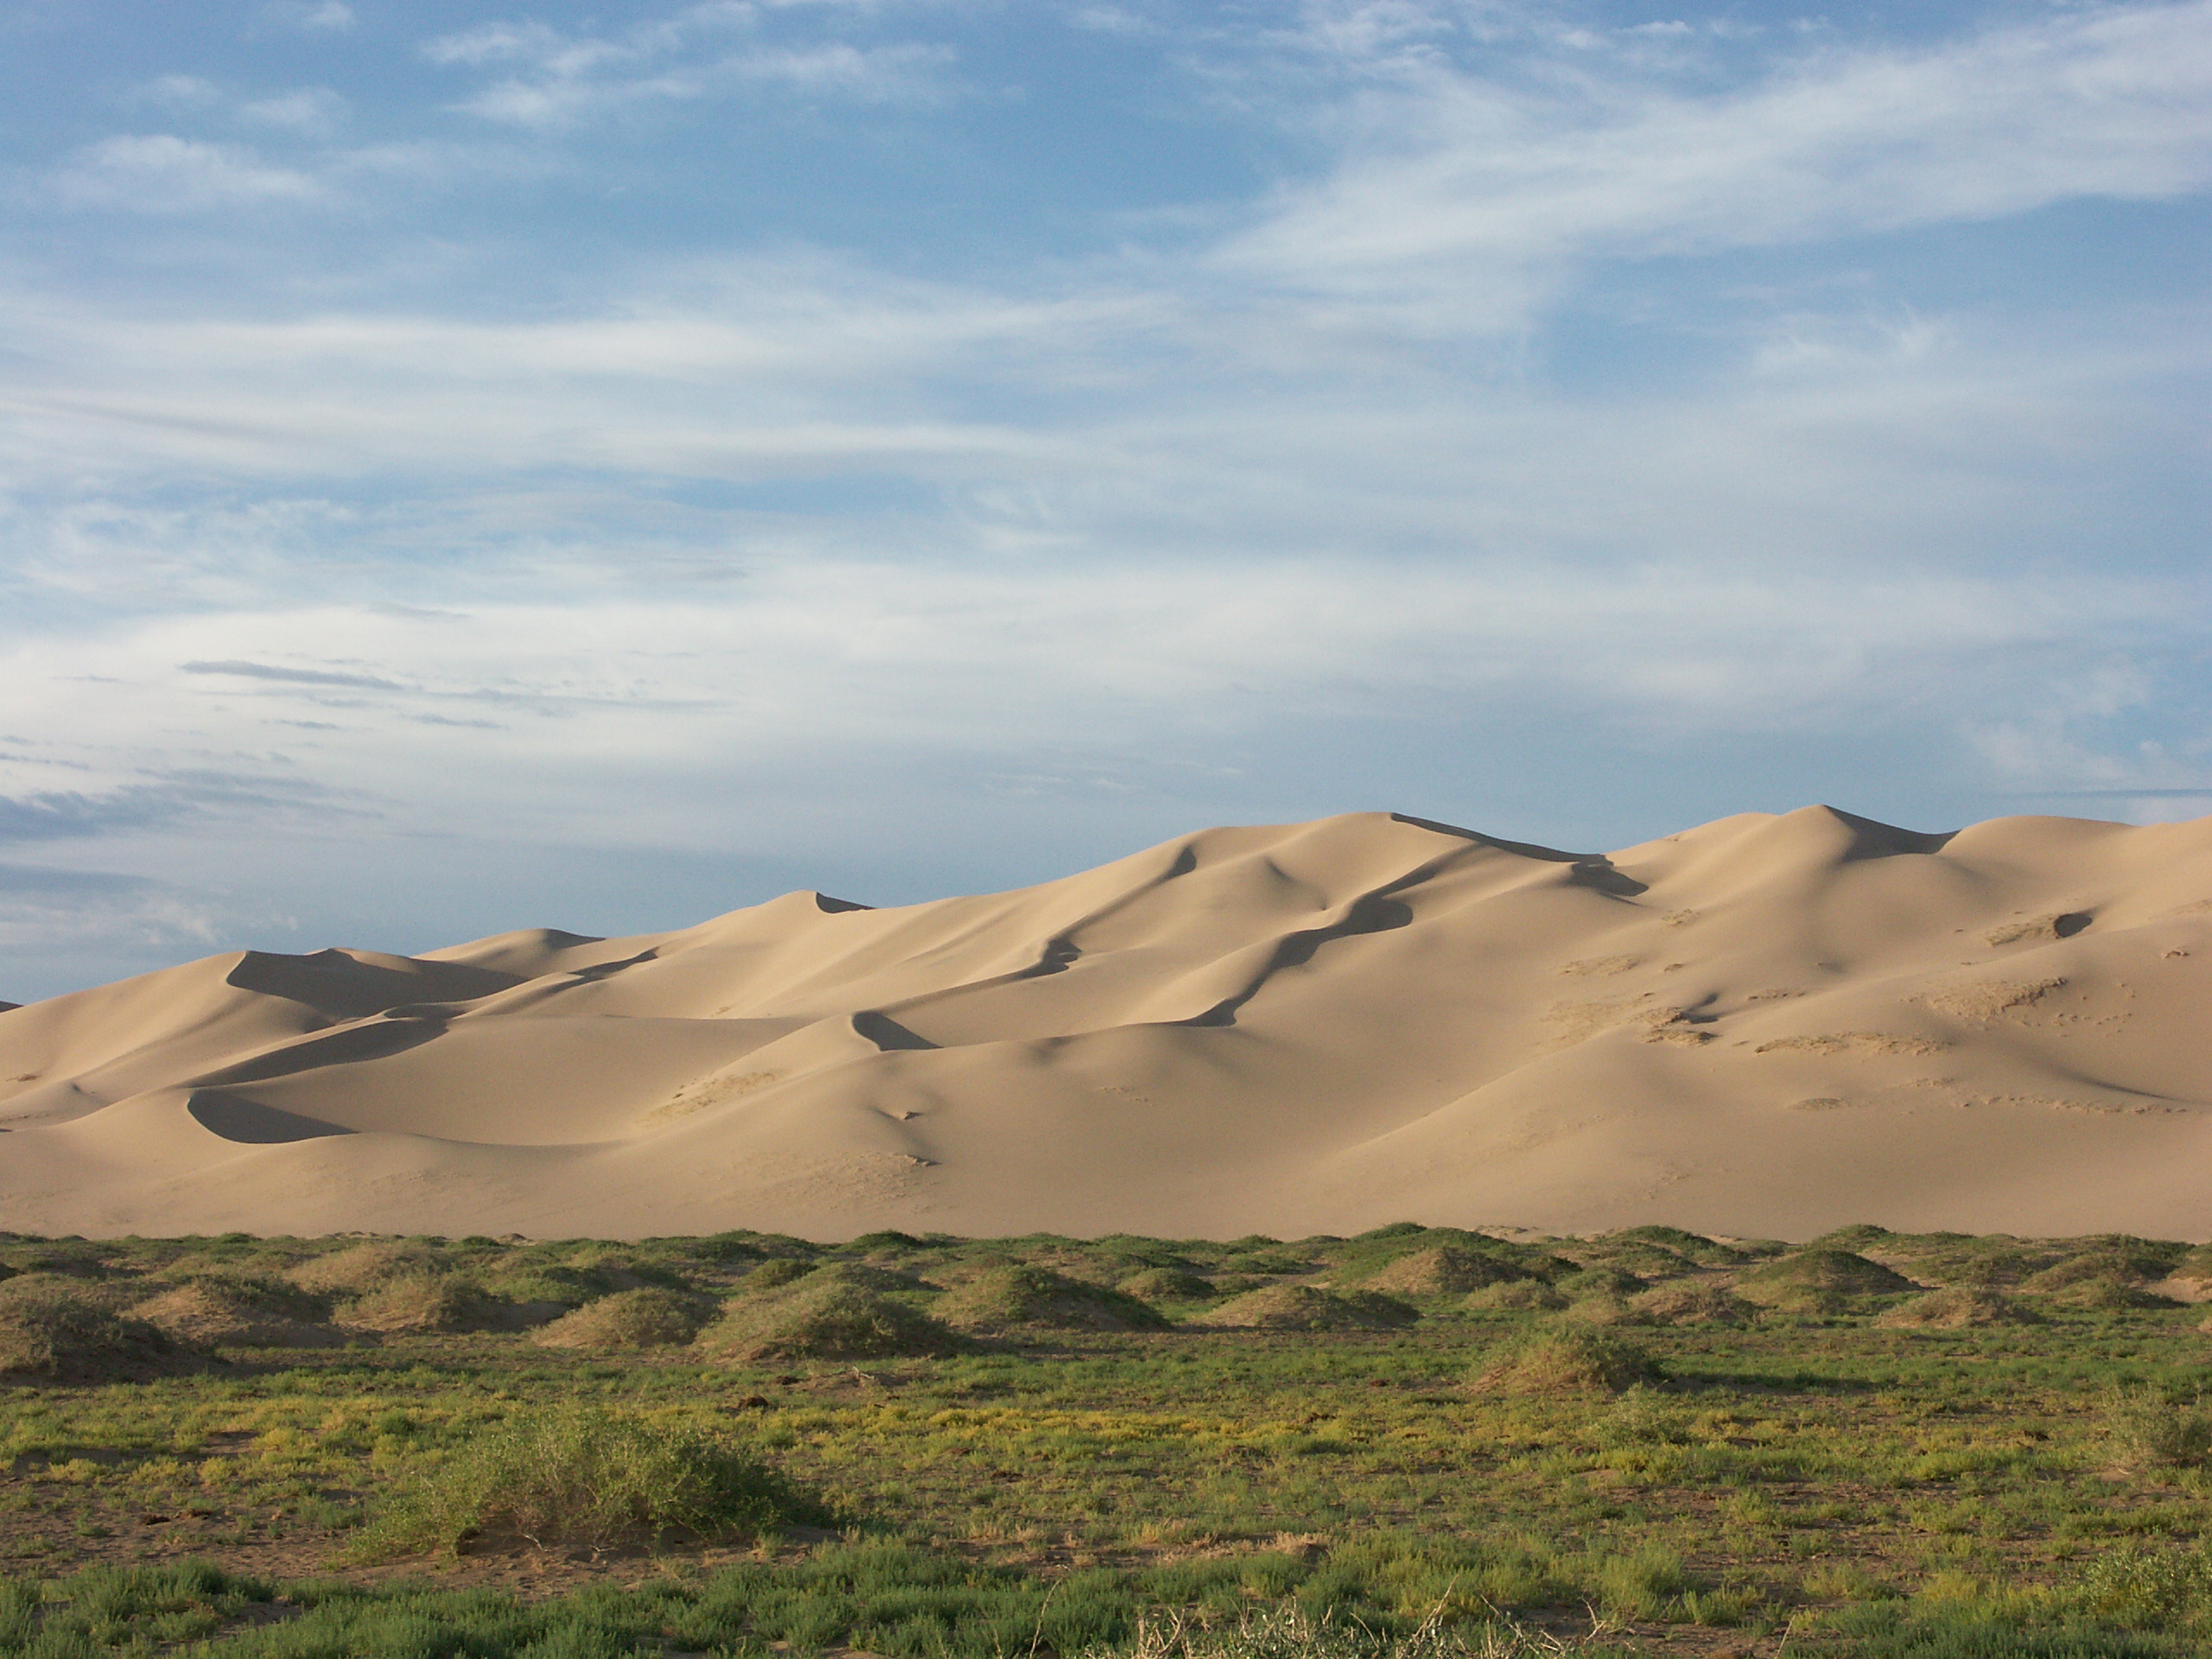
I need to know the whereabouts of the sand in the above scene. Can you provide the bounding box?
[4,805,2212,1240]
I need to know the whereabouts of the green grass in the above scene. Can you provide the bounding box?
[4,1222,2212,1655]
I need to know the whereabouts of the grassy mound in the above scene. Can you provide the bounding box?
[1554,1265,1644,1300]
[936,1265,1167,1333]
[1352,1246,1533,1296]
[353,1404,828,1558]
[2024,1248,2183,1308]
[0,1274,209,1382]
[1735,1249,1918,1313]
[1878,1286,2043,1329]
[129,1273,340,1348]
[336,1271,504,1334]
[1471,1326,1663,1395]
[1625,1281,1757,1327]
[1463,1280,1567,1313]
[1117,1268,1218,1303]
[532,1288,715,1351]
[740,1258,816,1294]
[287,1240,442,1297]
[1206,1285,1417,1332]
[695,1274,962,1363]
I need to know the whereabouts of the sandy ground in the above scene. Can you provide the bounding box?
[5,805,2211,1241]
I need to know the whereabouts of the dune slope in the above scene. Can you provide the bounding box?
[4,806,2211,1239]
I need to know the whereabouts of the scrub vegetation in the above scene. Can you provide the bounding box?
[2,1222,2210,1656]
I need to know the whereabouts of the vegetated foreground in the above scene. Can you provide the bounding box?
[4,1221,2212,1659]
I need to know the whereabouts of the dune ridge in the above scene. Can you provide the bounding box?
[5,805,2212,1240]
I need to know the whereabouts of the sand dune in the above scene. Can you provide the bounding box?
[4,806,2211,1240]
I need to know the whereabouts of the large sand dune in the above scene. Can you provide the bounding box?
[5,806,2211,1240]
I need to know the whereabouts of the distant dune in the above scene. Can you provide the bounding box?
[4,806,2211,1241]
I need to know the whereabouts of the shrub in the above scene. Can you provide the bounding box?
[938,1265,1168,1333]
[2105,1388,2212,1471]
[696,1274,962,1362]
[353,1404,826,1557]
[1208,1286,1418,1332]
[1471,1327,1662,1395]
[2075,1541,2212,1631]
[531,1288,713,1351]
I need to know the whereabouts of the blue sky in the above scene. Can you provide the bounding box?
[2,0,2208,1000]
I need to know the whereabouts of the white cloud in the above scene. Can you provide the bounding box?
[51,135,321,213]
[239,88,348,137]
[1223,1,2212,301]
[422,4,958,126]
[266,1,356,31]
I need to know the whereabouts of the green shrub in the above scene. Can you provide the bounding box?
[353,1404,826,1558]
[2104,1389,2212,1471]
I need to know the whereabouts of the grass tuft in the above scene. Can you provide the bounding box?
[352,1403,827,1558]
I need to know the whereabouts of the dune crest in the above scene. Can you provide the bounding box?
[5,806,2212,1240]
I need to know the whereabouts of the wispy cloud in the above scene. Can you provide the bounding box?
[1223,2,2212,304]
[51,135,321,213]
[423,5,957,127]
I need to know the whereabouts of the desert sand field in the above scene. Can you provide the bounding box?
[4,804,2210,1241]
